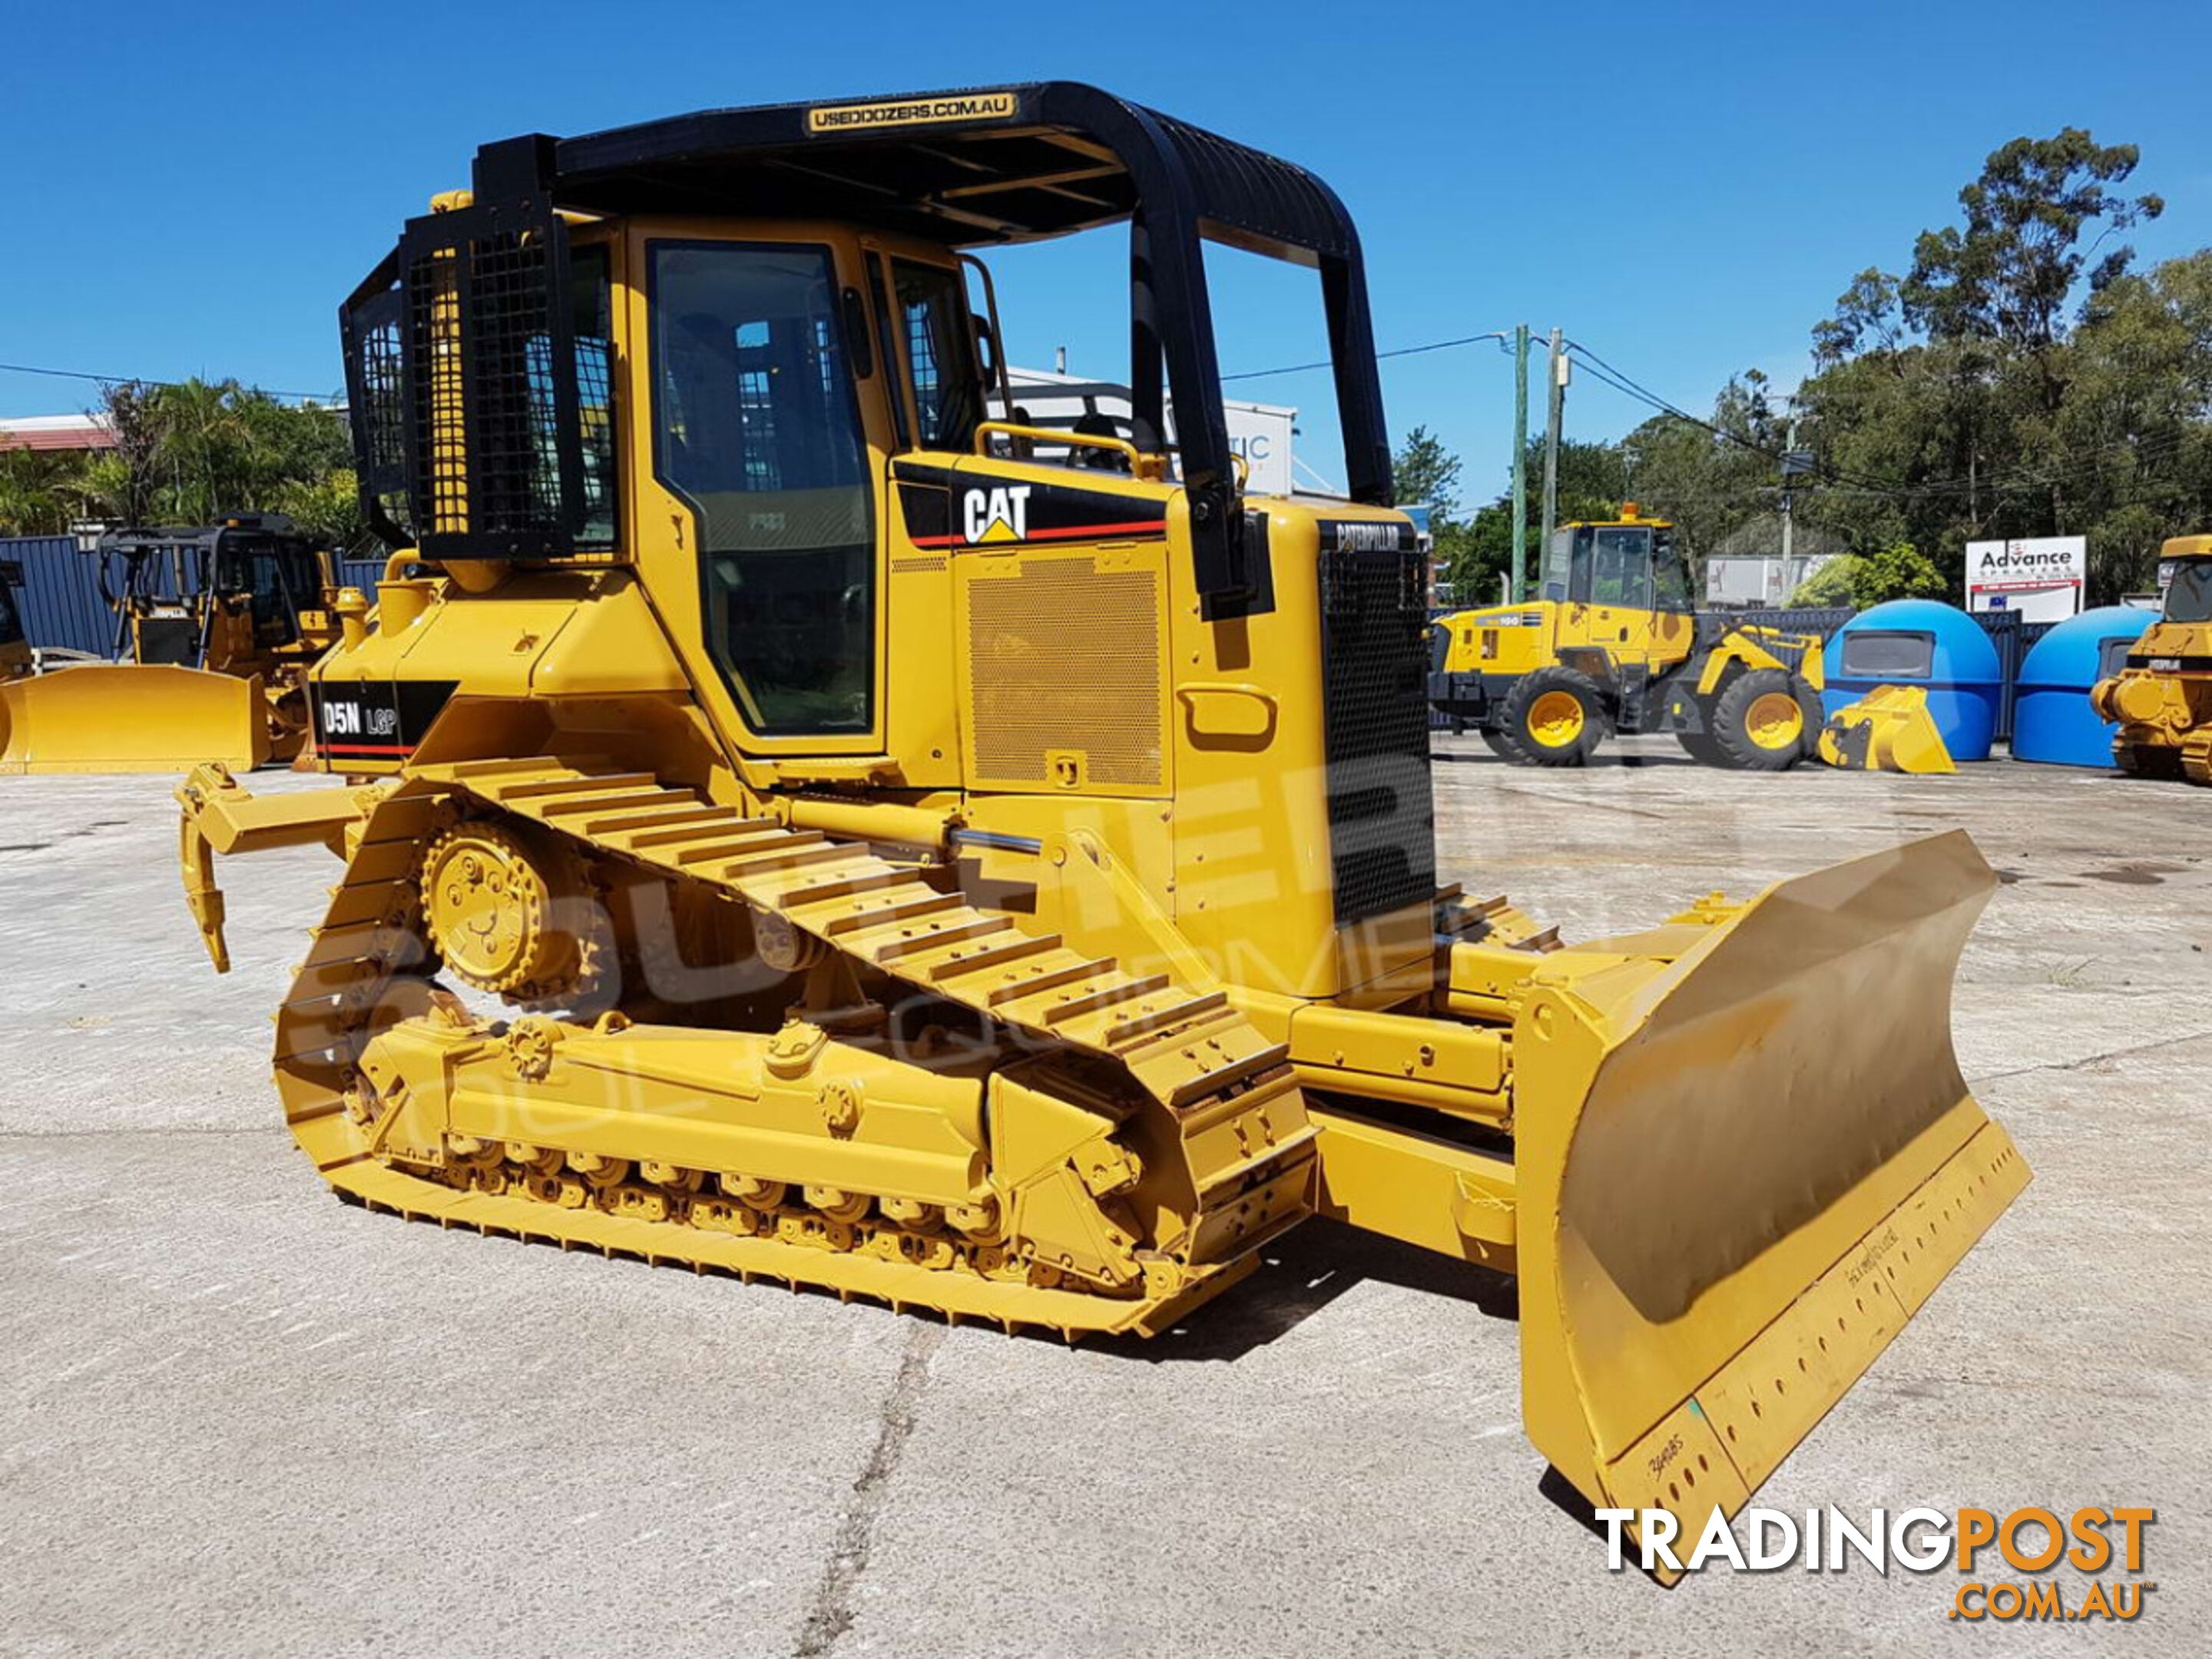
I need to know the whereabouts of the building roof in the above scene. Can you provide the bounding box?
[0,415,116,453]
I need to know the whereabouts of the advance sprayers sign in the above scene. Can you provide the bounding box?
[1966,535,2085,624]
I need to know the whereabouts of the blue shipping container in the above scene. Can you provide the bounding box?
[0,535,114,657]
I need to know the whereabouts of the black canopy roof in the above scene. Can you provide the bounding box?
[541,82,1358,264]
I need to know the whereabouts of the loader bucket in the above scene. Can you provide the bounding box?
[1514,832,2025,1578]
[0,664,271,775]
[1816,685,1955,773]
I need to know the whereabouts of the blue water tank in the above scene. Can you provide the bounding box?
[1822,598,2003,762]
[2011,605,2154,767]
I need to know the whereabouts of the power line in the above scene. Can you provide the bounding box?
[0,360,337,405]
[1222,330,1518,383]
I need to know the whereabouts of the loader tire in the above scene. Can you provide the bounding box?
[1675,727,1725,767]
[1479,724,1523,762]
[1501,667,1605,767]
[1708,669,1810,772]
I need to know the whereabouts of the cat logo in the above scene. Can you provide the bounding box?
[962,485,1032,545]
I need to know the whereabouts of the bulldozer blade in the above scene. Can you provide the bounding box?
[1514,831,2025,1580]
[0,664,272,776]
[1816,685,1955,774]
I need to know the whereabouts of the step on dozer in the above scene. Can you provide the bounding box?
[172,86,2025,1577]
[1818,684,1956,773]
[1,516,336,775]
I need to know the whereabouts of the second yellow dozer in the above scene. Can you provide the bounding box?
[1431,511,1829,770]
[174,87,2025,1575]
[0,515,338,775]
[2092,534,2212,783]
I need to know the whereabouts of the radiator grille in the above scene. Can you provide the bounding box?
[965,555,1164,790]
[1318,548,1435,924]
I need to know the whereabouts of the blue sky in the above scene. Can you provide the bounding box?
[5,0,2207,505]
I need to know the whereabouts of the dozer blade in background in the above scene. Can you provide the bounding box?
[0,664,271,775]
[1817,685,1955,773]
[1513,832,2025,1580]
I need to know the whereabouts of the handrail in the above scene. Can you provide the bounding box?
[975,421,1144,472]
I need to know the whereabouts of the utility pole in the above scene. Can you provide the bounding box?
[1780,413,1797,567]
[1541,326,1566,548]
[1510,323,1530,602]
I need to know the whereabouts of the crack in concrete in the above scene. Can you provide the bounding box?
[0,1125,283,1139]
[1966,1027,2212,1088]
[793,1321,945,1657]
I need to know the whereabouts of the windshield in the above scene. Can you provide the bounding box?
[2166,561,2212,624]
[1589,527,1652,608]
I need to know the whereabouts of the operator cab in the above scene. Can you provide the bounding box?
[1537,505,1692,612]
[90,515,329,664]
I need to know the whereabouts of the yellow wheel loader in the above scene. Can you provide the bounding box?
[173,86,2024,1575]
[2092,535,2212,783]
[1431,510,1826,769]
[0,515,339,775]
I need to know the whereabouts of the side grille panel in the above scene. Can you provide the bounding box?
[962,552,1167,793]
[1318,547,1436,925]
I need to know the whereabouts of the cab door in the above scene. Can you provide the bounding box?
[628,226,898,763]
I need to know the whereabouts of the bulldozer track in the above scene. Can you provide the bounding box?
[267,760,1318,1336]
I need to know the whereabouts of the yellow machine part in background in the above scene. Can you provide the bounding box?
[1430,510,1827,770]
[2092,536,2212,783]
[0,519,334,777]
[1,664,273,775]
[1816,685,1957,773]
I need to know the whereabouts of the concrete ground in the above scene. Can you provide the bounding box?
[2,740,2205,1657]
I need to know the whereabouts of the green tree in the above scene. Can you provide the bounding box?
[1900,130,2162,349]
[1789,541,1946,607]
[1793,129,2204,601]
[3,379,360,543]
[1392,425,1462,520]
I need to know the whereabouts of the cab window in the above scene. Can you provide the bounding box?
[1651,529,1692,611]
[1589,528,1651,609]
[1539,529,1573,602]
[651,241,875,737]
[215,543,308,647]
[890,260,984,452]
[2166,561,2212,624]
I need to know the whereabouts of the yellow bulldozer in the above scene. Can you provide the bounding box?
[2092,534,2212,783]
[0,515,338,774]
[1431,509,1827,768]
[173,85,2024,1573]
